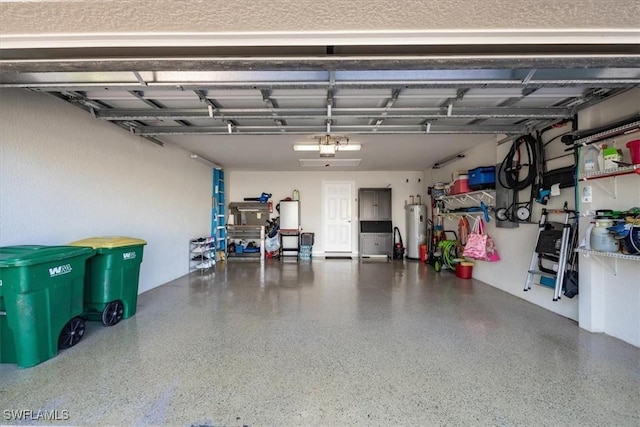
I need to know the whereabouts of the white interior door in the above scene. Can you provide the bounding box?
[323,181,353,253]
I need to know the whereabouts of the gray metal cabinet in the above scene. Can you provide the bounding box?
[359,233,392,256]
[359,234,377,255]
[359,188,391,220]
[378,233,393,255]
[358,188,392,257]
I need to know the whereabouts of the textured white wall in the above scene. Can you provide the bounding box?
[576,88,640,347]
[228,171,425,255]
[0,89,212,294]
[1,0,638,34]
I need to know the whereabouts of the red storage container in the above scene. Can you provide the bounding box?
[455,262,474,279]
[627,139,640,165]
[451,175,470,195]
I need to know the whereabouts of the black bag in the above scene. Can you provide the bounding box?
[563,270,579,298]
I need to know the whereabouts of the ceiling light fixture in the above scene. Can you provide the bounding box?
[293,134,361,157]
[299,159,362,167]
[190,154,222,169]
[319,143,336,157]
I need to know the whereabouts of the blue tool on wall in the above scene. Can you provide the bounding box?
[244,192,272,203]
[536,188,552,205]
[480,201,490,223]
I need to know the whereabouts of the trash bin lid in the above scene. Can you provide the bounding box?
[0,245,95,267]
[67,236,147,249]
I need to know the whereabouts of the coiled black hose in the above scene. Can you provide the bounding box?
[498,134,539,191]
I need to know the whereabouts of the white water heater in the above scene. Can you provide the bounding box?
[406,204,427,259]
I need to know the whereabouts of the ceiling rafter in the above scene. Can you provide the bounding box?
[430,88,471,125]
[1,64,637,140]
[194,89,239,127]
[372,88,401,129]
[467,86,540,125]
[1,52,639,74]
[51,91,165,146]
[128,90,192,126]
[261,88,286,128]
[94,106,573,121]
[133,123,528,136]
[9,79,640,92]
[325,71,337,132]
[131,71,147,86]
[1,45,637,171]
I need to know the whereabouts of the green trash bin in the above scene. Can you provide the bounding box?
[0,245,95,368]
[68,237,146,327]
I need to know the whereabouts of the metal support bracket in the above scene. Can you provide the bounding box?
[576,247,640,276]
[591,175,618,199]
[580,250,618,275]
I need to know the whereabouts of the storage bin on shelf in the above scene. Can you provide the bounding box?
[0,245,95,368]
[627,139,640,165]
[468,166,496,190]
[68,237,147,326]
[450,175,470,195]
[300,232,315,246]
[243,245,260,253]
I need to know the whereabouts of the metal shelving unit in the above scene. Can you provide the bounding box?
[578,164,639,199]
[189,237,215,272]
[572,119,640,147]
[576,247,640,261]
[576,247,640,275]
[578,164,640,181]
[226,225,265,260]
[436,189,495,220]
[576,120,640,274]
[437,189,496,204]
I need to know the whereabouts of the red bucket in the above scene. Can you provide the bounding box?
[627,139,640,165]
[455,262,474,279]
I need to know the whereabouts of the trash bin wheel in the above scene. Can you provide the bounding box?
[58,317,86,349]
[102,300,124,326]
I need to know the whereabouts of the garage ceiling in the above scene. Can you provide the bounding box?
[1,36,639,171]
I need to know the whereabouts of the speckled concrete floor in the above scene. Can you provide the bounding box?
[1,259,638,426]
